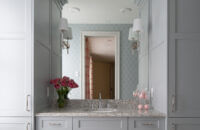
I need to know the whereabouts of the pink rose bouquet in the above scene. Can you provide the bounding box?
[50,76,78,108]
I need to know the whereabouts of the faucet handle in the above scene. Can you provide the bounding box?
[91,102,94,110]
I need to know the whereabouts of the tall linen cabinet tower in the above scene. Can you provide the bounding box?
[149,0,200,129]
[0,0,64,130]
[168,0,200,129]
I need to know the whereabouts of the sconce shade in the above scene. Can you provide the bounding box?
[133,18,142,32]
[128,27,134,41]
[129,27,139,41]
[63,27,73,40]
[59,18,68,31]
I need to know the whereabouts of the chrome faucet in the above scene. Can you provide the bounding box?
[98,93,102,109]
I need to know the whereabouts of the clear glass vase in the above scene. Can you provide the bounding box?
[57,94,65,108]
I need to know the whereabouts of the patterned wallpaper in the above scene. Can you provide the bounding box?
[62,24,138,99]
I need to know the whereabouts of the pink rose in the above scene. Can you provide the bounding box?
[63,76,70,81]
[50,78,60,85]
[61,80,67,87]
[68,79,78,88]
[54,84,60,89]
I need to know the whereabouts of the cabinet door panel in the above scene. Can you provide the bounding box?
[168,118,200,130]
[73,117,127,130]
[0,117,31,130]
[0,0,32,116]
[168,39,200,117]
[168,0,200,117]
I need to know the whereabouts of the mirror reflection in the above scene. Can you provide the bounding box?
[61,0,149,99]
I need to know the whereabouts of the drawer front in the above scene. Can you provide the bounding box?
[36,117,72,130]
[168,118,200,130]
[73,117,127,130]
[128,118,165,130]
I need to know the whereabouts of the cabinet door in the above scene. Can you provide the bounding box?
[168,118,200,130]
[168,0,200,117]
[0,0,32,116]
[0,117,31,130]
[73,117,127,130]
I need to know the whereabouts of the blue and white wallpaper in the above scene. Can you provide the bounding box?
[62,24,138,99]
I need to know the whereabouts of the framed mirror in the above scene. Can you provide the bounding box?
[62,0,150,100]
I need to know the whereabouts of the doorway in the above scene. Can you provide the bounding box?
[81,31,120,99]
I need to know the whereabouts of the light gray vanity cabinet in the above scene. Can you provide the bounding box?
[36,117,72,130]
[73,117,127,130]
[168,0,200,117]
[128,118,165,130]
[168,118,200,130]
[0,117,31,130]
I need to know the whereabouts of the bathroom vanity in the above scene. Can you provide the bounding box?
[1,0,200,130]
[36,100,165,130]
[36,117,165,130]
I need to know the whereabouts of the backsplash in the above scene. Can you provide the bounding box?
[62,24,138,99]
[50,99,137,110]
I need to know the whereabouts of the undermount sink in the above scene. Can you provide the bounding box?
[91,108,118,112]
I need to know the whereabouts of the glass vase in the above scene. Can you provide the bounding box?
[57,92,65,108]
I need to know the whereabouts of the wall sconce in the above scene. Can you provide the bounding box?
[128,18,142,55]
[59,18,68,32]
[59,18,73,54]
[63,27,73,54]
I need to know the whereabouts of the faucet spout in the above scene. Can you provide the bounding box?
[99,93,102,100]
[98,93,102,109]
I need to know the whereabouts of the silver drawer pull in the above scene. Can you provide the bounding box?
[171,95,176,112]
[26,122,31,130]
[26,95,31,112]
[171,123,176,130]
[49,123,62,126]
[142,123,155,126]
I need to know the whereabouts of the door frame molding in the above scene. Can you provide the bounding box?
[80,31,120,99]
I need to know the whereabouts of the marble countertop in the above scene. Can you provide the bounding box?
[36,108,165,118]
[35,100,165,118]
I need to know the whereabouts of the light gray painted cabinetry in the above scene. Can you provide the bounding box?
[128,118,165,130]
[0,0,32,117]
[36,117,165,130]
[73,117,127,130]
[168,118,200,130]
[0,0,33,129]
[0,117,31,130]
[0,0,63,130]
[168,0,200,117]
[36,117,72,130]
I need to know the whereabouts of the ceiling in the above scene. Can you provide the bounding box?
[63,0,139,24]
[87,36,115,62]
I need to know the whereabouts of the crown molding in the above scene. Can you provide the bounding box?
[55,0,68,9]
[134,0,146,8]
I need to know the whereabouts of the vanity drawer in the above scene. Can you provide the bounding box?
[128,118,165,130]
[73,117,127,130]
[36,117,72,130]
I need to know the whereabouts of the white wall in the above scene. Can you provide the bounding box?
[149,0,167,114]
